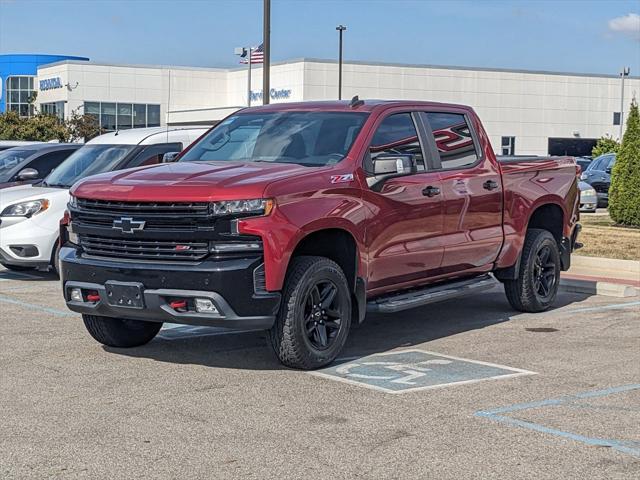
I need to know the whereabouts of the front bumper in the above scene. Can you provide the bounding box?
[60,247,281,330]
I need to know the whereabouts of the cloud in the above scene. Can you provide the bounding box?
[608,13,640,41]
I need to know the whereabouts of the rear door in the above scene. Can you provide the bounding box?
[364,111,445,292]
[420,110,503,274]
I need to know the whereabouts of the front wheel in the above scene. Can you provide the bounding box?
[269,256,352,370]
[82,314,162,348]
[503,228,561,312]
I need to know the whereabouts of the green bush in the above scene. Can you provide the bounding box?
[591,134,620,158]
[608,99,640,226]
[0,111,69,142]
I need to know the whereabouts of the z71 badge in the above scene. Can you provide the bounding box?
[330,174,354,184]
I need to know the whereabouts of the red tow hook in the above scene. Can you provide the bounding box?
[169,299,188,310]
[86,292,100,302]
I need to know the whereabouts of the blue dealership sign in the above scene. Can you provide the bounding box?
[39,77,63,91]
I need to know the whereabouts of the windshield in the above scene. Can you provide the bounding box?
[180,111,369,167]
[44,144,137,188]
[0,149,36,182]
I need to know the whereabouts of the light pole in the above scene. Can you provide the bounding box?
[619,67,630,139]
[336,25,347,100]
[263,0,271,105]
[235,47,253,107]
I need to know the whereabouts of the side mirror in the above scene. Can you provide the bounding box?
[16,168,39,181]
[605,167,612,174]
[367,154,417,189]
[162,152,180,163]
[373,154,417,176]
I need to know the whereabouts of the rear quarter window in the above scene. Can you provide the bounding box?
[424,112,479,169]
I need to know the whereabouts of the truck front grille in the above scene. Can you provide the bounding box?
[79,235,209,261]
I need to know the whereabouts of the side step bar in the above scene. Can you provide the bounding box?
[366,274,497,314]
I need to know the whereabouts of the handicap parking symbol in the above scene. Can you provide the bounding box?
[313,349,535,394]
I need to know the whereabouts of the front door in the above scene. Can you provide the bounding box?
[364,112,445,292]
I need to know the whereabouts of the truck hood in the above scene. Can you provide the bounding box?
[71,161,314,202]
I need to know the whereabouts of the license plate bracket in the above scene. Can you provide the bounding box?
[105,281,145,309]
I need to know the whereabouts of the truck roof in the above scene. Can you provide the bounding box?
[241,99,472,113]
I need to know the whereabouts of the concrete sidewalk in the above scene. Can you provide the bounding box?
[561,256,640,297]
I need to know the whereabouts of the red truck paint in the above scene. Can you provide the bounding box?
[63,100,580,368]
[71,101,578,295]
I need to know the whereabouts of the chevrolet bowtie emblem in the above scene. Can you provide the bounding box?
[112,217,146,234]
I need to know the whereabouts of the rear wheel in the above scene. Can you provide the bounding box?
[269,256,351,370]
[82,314,162,348]
[504,229,561,312]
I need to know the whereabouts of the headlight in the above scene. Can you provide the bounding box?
[68,195,78,208]
[580,173,588,181]
[212,199,274,217]
[1,199,50,217]
[582,188,596,196]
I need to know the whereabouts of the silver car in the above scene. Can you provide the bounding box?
[579,181,597,213]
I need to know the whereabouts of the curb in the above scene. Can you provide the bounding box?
[559,278,639,298]
[572,256,640,274]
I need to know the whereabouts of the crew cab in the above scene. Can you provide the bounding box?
[60,100,580,369]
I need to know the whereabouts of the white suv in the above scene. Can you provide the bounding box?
[0,127,207,273]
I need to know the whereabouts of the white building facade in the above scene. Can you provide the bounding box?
[35,58,639,156]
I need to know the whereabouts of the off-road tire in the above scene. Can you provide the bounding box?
[269,256,351,370]
[82,314,162,348]
[504,228,561,312]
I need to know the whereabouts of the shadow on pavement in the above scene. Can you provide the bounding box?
[106,287,592,371]
[0,268,59,282]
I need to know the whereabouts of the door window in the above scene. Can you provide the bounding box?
[424,112,479,169]
[26,150,77,179]
[127,143,183,167]
[370,113,425,171]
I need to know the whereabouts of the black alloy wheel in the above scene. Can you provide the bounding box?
[303,280,343,350]
[533,245,557,300]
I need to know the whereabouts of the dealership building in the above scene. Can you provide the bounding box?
[1,53,638,156]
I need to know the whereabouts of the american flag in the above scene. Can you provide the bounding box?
[240,44,264,64]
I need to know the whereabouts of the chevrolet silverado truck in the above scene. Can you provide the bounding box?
[60,99,580,369]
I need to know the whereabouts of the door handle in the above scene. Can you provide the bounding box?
[422,186,441,197]
[483,180,499,191]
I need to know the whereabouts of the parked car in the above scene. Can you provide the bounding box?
[0,140,44,152]
[579,181,597,213]
[60,99,581,369]
[0,143,81,189]
[0,127,206,273]
[575,156,592,174]
[580,153,616,207]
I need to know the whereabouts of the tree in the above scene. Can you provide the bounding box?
[66,110,103,142]
[608,99,640,226]
[591,134,620,158]
[0,111,69,142]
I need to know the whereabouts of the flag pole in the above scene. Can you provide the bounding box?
[247,47,252,107]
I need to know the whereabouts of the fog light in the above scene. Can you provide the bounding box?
[70,288,83,302]
[195,298,218,314]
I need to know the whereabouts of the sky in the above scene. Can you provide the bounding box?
[0,0,639,75]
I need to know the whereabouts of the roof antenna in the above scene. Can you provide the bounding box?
[350,95,364,108]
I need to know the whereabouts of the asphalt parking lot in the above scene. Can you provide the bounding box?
[1,267,639,479]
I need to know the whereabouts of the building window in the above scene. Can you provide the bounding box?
[613,112,621,126]
[40,101,65,120]
[501,136,516,155]
[6,76,36,117]
[83,102,161,131]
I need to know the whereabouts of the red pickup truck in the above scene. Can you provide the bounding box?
[60,99,580,369]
